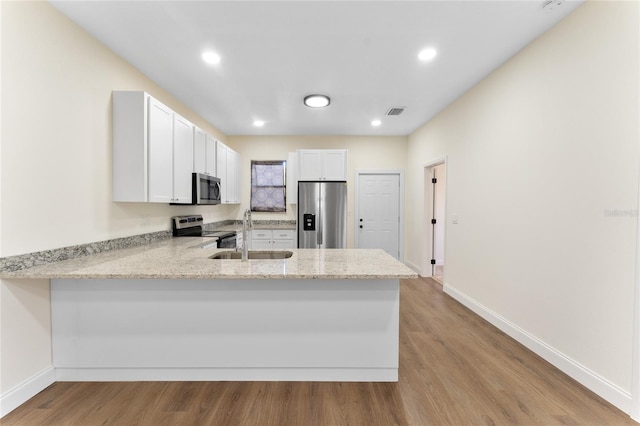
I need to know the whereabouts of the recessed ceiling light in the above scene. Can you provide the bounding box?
[201,51,221,65]
[253,120,265,127]
[371,119,382,127]
[304,94,330,108]
[418,48,437,62]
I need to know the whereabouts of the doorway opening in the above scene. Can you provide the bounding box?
[422,159,447,281]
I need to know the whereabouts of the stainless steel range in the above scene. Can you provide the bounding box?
[172,215,237,248]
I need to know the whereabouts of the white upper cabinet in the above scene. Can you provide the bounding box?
[216,140,241,204]
[113,91,195,204]
[147,96,174,203]
[194,128,217,176]
[298,150,322,180]
[216,141,228,202]
[193,127,206,174]
[297,149,347,181]
[230,149,241,204]
[205,134,217,176]
[172,113,194,204]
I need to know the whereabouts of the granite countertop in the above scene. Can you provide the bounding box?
[0,238,417,280]
[212,223,297,232]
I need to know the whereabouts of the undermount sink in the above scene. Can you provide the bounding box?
[209,250,293,260]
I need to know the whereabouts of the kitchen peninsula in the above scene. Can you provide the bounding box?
[1,238,417,383]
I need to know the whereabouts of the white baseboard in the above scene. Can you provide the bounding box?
[55,367,397,382]
[0,367,55,418]
[443,283,633,415]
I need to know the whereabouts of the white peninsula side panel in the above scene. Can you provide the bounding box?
[51,278,399,382]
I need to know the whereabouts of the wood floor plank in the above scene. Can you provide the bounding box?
[2,278,635,425]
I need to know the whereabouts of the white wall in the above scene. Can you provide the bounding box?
[228,135,408,248]
[0,1,230,404]
[406,0,638,411]
[1,1,231,258]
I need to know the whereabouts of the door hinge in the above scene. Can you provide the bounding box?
[430,259,436,265]
[431,218,437,224]
[432,178,437,184]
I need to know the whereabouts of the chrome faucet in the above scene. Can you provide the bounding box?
[241,208,253,262]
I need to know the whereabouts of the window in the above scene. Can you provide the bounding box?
[250,160,286,212]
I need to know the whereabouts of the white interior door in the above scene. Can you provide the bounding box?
[357,173,400,259]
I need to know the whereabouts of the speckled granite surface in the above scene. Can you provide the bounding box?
[0,237,417,280]
[0,220,295,274]
[0,231,172,273]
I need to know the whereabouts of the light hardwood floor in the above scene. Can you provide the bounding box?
[3,278,635,425]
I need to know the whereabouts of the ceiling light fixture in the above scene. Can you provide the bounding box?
[418,48,437,62]
[304,94,330,108]
[371,119,382,127]
[201,51,221,65]
[253,120,265,127]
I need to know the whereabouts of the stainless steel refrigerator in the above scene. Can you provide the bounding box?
[298,181,347,248]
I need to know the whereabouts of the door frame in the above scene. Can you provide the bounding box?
[354,170,405,261]
[421,157,447,278]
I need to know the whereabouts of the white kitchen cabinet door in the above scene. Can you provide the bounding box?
[113,91,148,202]
[322,150,348,181]
[297,149,347,181]
[216,141,228,202]
[193,127,206,174]
[250,230,271,250]
[250,229,294,249]
[205,134,217,176]
[298,150,323,180]
[216,141,241,204]
[227,150,237,204]
[272,230,295,249]
[172,114,194,204]
[231,149,242,203]
[148,96,174,203]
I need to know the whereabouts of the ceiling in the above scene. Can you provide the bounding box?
[50,0,583,136]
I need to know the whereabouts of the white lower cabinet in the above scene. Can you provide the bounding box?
[250,229,295,250]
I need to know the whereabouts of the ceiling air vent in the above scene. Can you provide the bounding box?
[386,107,406,116]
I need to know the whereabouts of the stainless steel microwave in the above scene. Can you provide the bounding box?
[192,173,221,205]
